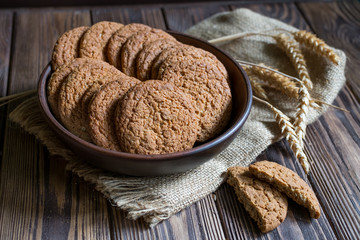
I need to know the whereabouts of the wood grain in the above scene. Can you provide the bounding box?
[296,2,360,239]
[163,3,230,32]
[0,11,12,97]
[298,1,360,101]
[0,9,112,240]
[108,198,226,240]
[91,6,167,28]
[0,9,57,238]
[0,11,13,171]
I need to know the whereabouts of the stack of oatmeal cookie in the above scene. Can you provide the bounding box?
[47,21,232,154]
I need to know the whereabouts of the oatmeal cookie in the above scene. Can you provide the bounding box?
[121,29,175,77]
[47,58,100,119]
[158,47,232,142]
[79,21,123,61]
[249,161,321,219]
[107,23,152,69]
[115,80,198,154]
[58,61,124,141]
[136,39,180,80]
[227,166,288,233]
[51,26,89,70]
[88,78,140,150]
[150,45,183,79]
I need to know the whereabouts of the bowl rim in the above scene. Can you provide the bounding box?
[38,30,253,163]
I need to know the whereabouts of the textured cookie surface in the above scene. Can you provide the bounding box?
[158,47,232,142]
[227,166,288,233]
[249,161,321,219]
[58,61,124,141]
[88,78,140,150]
[51,26,89,70]
[115,80,198,154]
[121,29,176,77]
[150,46,183,79]
[107,23,152,69]
[136,39,180,80]
[47,58,100,119]
[157,46,228,81]
[79,21,123,61]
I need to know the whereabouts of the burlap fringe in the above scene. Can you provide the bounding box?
[9,97,173,226]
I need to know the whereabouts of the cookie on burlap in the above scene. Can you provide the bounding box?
[121,29,176,77]
[227,166,288,233]
[150,45,183,79]
[48,58,101,119]
[58,61,125,142]
[158,47,232,142]
[79,21,123,61]
[88,78,140,150]
[107,23,152,69]
[51,26,89,70]
[136,39,180,80]
[115,80,199,154]
[249,161,321,219]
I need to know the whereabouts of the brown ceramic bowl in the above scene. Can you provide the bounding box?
[38,31,252,176]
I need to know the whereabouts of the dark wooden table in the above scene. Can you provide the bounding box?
[0,1,359,239]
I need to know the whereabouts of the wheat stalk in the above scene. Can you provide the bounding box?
[244,64,299,99]
[248,76,269,100]
[0,89,37,102]
[274,33,312,148]
[254,96,310,173]
[293,30,340,65]
[275,33,313,89]
[0,89,37,107]
[293,83,311,148]
[208,31,274,44]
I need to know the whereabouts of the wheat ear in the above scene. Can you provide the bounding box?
[244,64,299,99]
[248,77,269,100]
[254,96,310,173]
[275,33,313,89]
[293,30,340,65]
[293,83,311,148]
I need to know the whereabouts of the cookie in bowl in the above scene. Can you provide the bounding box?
[39,22,252,175]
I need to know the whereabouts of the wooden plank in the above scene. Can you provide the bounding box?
[295,2,360,239]
[109,199,226,240]
[163,3,230,32]
[0,10,12,97]
[91,6,167,29]
[0,10,13,172]
[67,176,111,240]
[0,9,112,240]
[0,0,335,8]
[92,6,228,239]
[298,1,360,100]
[303,110,360,239]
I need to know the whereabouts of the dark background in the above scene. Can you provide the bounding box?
[0,0,334,8]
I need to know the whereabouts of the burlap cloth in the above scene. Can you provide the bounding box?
[10,9,346,226]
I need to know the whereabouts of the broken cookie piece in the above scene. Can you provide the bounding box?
[249,160,321,219]
[227,166,288,233]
